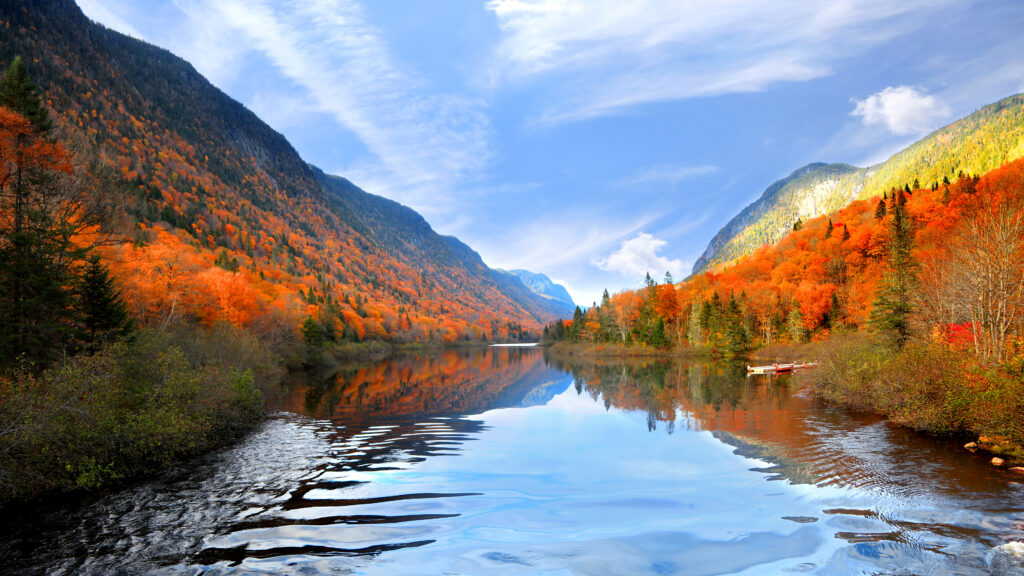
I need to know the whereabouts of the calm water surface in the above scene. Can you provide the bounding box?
[3,346,1024,575]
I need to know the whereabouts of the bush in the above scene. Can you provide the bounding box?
[0,326,283,500]
[805,333,1024,443]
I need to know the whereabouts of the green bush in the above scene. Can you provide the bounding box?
[0,326,283,500]
[805,333,1024,444]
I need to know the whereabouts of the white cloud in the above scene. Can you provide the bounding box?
[851,86,951,136]
[486,0,961,126]
[206,0,492,214]
[594,233,685,281]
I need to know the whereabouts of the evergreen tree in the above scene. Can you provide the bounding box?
[875,199,887,220]
[301,315,325,365]
[869,201,916,349]
[663,271,674,285]
[0,59,81,372]
[792,218,803,231]
[723,294,748,355]
[1,57,52,134]
[77,256,133,352]
[825,219,834,239]
[571,306,584,341]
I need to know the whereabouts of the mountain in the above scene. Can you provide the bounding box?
[497,269,575,313]
[694,93,1024,273]
[0,0,567,341]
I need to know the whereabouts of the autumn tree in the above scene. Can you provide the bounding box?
[925,193,1024,361]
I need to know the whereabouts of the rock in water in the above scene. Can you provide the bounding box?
[989,542,1024,576]
[992,457,1006,467]
[965,442,979,451]
[1010,467,1024,474]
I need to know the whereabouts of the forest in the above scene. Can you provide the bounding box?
[545,156,1024,449]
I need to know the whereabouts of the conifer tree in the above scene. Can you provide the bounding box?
[869,201,916,349]
[0,58,79,372]
[875,199,887,220]
[77,255,133,352]
[1,57,52,134]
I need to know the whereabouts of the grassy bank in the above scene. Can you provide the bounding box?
[543,340,706,359]
[0,324,285,501]
[803,333,1024,461]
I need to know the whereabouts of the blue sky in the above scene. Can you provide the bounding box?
[77,0,1024,306]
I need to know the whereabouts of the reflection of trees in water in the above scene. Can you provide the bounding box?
[279,348,565,419]
[544,351,769,433]
[545,351,1014,497]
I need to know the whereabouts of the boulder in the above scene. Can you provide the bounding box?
[992,457,1006,467]
[1010,467,1024,474]
[965,442,979,450]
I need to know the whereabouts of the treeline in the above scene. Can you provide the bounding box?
[545,161,1024,360]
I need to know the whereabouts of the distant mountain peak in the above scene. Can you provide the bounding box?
[497,269,575,313]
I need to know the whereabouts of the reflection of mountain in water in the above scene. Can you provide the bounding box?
[278,347,572,421]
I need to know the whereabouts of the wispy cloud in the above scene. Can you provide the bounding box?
[620,163,718,187]
[77,0,145,38]
[487,0,961,126]
[594,233,686,282]
[205,0,492,214]
[851,86,950,136]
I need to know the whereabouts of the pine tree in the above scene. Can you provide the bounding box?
[1,57,52,134]
[869,202,916,349]
[825,219,834,239]
[0,59,80,372]
[875,199,887,220]
[663,271,674,285]
[77,255,133,352]
[301,315,325,365]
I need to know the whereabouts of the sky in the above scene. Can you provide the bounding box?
[76,0,1024,306]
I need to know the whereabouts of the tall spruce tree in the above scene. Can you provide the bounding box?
[0,57,82,372]
[869,201,916,348]
[78,255,133,352]
[1,57,52,134]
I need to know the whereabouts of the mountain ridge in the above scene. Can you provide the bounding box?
[694,92,1024,274]
[0,0,566,341]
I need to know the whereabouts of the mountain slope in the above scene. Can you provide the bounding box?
[695,93,1024,273]
[0,0,565,341]
[497,269,575,314]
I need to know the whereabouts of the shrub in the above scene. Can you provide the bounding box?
[0,326,283,500]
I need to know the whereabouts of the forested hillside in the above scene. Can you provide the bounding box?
[0,0,561,346]
[695,93,1024,273]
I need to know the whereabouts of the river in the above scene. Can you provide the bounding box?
[2,346,1023,575]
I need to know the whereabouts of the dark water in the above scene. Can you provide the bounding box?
[3,346,1024,575]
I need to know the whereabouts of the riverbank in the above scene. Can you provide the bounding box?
[543,340,705,359]
[802,333,1024,466]
[0,324,285,501]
